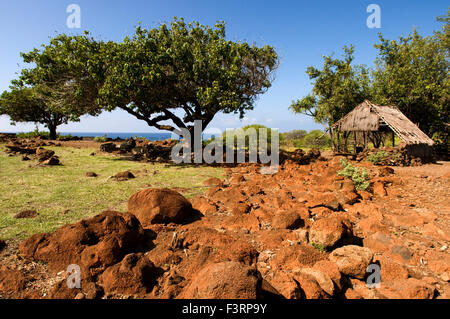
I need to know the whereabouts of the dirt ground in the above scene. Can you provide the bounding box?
[0,147,449,299]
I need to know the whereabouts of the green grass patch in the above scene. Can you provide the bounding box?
[310,242,327,252]
[337,158,370,191]
[0,144,224,240]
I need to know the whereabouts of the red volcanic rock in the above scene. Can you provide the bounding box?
[113,171,135,181]
[19,211,144,277]
[128,188,193,226]
[271,210,303,230]
[190,196,218,215]
[313,260,343,292]
[377,278,436,299]
[202,177,223,187]
[99,253,158,295]
[14,210,38,219]
[329,245,373,279]
[0,267,26,294]
[179,261,261,299]
[293,273,328,299]
[373,181,387,197]
[309,216,353,248]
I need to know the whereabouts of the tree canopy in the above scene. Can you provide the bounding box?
[0,32,107,138]
[372,12,449,138]
[9,17,278,141]
[0,85,70,139]
[99,18,278,136]
[289,45,371,133]
[290,9,449,146]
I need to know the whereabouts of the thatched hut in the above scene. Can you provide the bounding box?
[332,100,434,159]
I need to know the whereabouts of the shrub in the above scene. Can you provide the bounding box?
[338,158,370,191]
[301,130,332,148]
[311,242,327,252]
[16,130,52,139]
[94,135,108,143]
[283,129,307,141]
[366,151,389,165]
[207,124,278,151]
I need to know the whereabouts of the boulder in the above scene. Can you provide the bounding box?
[296,267,335,296]
[202,177,223,187]
[36,147,55,162]
[100,142,117,153]
[309,216,353,248]
[180,261,261,299]
[313,260,343,291]
[19,211,144,277]
[127,188,193,226]
[99,253,158,295]
[329,245,373,279]
[372,181,387,197]
[264,272,301,299]
[42,156,60,165]
[272,211,303,230]
[113,171,135,181]
[293,273,328,299]
[119,138,136,152]
[0,267,26,294]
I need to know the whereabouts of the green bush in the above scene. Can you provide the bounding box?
[338,158,370,191]
[207,124,278,150]
[94,135,108,143]
[282,129,307,141]
[16,130,52,139]
[366,151,389,165]
[301,130,332,148]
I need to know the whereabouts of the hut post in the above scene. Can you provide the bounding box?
[330,126,334,151]
[392,130,395,147]
[336,130,340,153]
[363,131,367,149]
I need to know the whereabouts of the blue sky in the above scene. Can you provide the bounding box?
[0,0,447,133]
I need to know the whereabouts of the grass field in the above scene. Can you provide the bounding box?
[0,144,224,241]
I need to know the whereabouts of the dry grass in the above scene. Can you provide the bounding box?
[0,144,224,241]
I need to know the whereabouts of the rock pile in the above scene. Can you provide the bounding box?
[99,139,177,162]
[356,145,435,166]
[2,157,447,299]
[5,141,61,165]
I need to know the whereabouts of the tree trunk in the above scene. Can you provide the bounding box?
[48,124,57,140]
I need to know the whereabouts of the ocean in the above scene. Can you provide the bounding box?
[58,132,218,141]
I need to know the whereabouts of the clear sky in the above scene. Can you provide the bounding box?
[0,0,447,133]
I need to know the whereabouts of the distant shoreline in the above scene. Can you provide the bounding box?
[0,131,219,141]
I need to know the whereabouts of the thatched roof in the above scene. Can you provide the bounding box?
[333,100,434,145]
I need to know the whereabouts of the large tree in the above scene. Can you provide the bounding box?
[100,18,278,140]
[18,18,278,146]
[0,85,69,139]
[289,45,371,134]
[372,11,449,139]
[1,32,106,138]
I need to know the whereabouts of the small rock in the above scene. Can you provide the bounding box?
[42,156,60,166]
[391,245,412,261]
[0,239,6,251]
[14,210,38,219]
[309,216,352,248]
[74,293,85,299]
[113,171,135,181]
[202,177,223,186]
[85,172,98,177]
[272,211,303,230]
[329,245,373,279]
